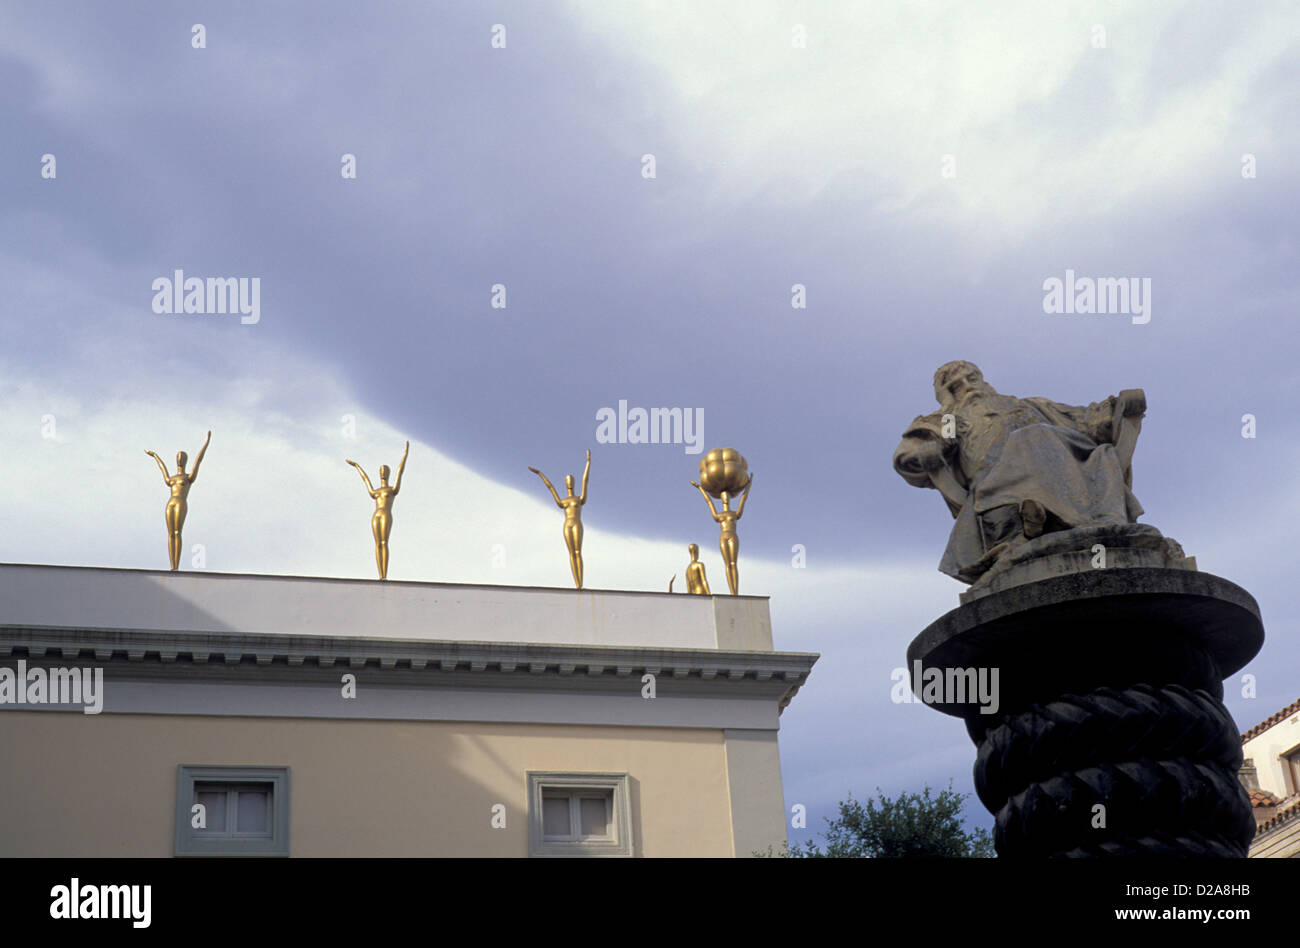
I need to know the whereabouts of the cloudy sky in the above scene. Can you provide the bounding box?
[2,1,1297,847]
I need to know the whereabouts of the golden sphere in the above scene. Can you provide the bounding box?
[699,448,750,498]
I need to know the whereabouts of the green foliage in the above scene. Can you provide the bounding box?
[760,782,994,858]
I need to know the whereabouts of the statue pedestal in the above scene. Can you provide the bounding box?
[960,523,1196,604]
[909,567,1264,857]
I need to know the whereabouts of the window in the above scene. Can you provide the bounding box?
[1287,747,1300,797]
[175,766,289,857]
[543,789,613,841]
[527,773,632,857]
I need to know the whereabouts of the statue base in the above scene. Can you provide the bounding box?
[961,523,1195,604]
[910,567,1263,857]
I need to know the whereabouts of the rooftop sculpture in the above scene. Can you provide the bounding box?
[528,450,591,589]
[691,448,752,595]
[144,430,211,571]
[346,440,409,580]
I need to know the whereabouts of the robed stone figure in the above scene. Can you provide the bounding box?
[893,361,1147,583]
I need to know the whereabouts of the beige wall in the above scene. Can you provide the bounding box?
[1243,711,1300,799]
[723,729,787,857]
[0,712,741,857]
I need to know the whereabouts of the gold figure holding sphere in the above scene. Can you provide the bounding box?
[145,430,211,571]
[347,440,409,580]
[529,450,590,589]
[691,448,752,595]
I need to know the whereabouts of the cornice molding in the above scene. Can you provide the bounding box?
[0,625,818,710]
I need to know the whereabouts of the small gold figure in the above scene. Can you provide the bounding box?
[145,430,211,571]
[690,474,752,595]
[684,543,711,595]
[529,450,590,589]
[346,440,409,580]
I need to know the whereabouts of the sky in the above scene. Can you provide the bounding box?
[1,0,1298,848]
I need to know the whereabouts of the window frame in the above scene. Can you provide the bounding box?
[192,782,275,840]
[175,765,290,858]
[541,788,615,843]
[527,772,632,857]
[1285,745,1300,797]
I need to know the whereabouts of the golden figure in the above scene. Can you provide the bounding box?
[145,430,211,571]
[685,543,711,595]
[529,449,590,589]
[691,473,752,596]
[346,440,409,580]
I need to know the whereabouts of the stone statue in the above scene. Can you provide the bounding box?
[346,440,408,580]
[902,363,1260,859]
[529,449,590,589]
[893,362,1157,587]
[145,430,211,571]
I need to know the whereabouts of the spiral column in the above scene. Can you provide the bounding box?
[908,568,1264,857]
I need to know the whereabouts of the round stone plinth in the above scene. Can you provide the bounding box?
[907,567,1264,858]
[908,568,1262,720]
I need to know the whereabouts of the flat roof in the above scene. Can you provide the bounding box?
[0,562,775,652]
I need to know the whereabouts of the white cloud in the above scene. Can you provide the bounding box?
[569,0,1300,248]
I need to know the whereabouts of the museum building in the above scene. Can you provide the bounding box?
[1240,697,1300,858]
[0,563,816,857]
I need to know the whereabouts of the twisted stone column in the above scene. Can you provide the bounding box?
[908,568,1264,857]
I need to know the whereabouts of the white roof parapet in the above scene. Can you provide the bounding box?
[0,563,775,652]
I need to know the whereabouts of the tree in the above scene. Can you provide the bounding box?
[757,782,994,858]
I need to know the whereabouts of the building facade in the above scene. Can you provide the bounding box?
[1240,697,1300,858]
[0,563,816,857]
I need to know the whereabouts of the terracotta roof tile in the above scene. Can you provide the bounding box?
[1241,697,1300,742]
[1256,800,1300,837]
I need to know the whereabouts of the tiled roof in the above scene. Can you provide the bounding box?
[1249,789,1280,808]
[1256,800,1300,837]
[1241,697,1300,742]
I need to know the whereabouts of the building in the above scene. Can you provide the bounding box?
[1240,697,1300,858]
[0,563,816,857]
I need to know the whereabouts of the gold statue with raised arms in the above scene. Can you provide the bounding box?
[692,448,752,595]
[347,440,409,580]
[145,430,211,571]
[529,449,591,589]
